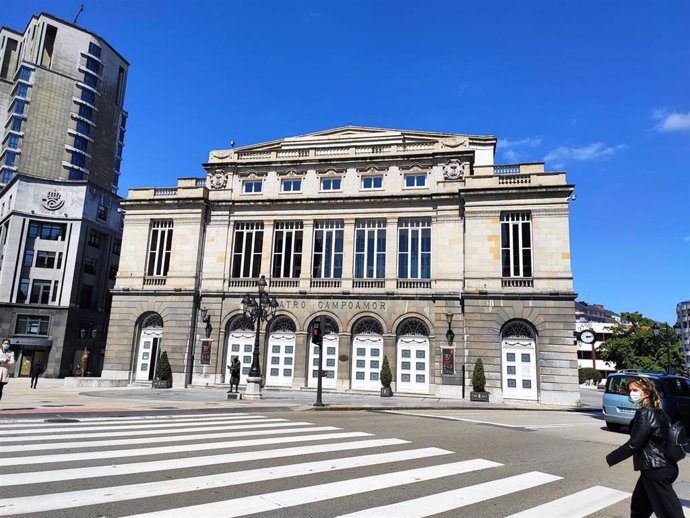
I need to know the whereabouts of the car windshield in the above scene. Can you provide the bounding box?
[665,377,690,397]
[605,375,665,397]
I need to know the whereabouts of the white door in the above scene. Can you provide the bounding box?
[351,335,383,391]
[502,339,537,400]
[226,332,255,386]
[135,329,162,382]
[265,333,295,387]
[396,337,429,394]
[308,333,338,389]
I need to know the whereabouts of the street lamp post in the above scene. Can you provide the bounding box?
[79,324,97,377]
[445,312,464,399]
[241,275,278,400]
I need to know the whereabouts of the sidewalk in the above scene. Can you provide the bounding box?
[0,377,589,418]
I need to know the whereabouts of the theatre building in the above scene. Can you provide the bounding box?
[102,126,579,405]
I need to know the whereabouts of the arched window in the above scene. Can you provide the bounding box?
[352,317,383,336]
[501,320,536,340]
[141,314,163,329]
[229,315,254,332]
[397,317,429,337]
[269,316,296,333]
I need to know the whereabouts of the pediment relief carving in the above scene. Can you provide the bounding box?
[399,163,430,173]
[315,167,346,176]
[210,151,234,160]
[441,137,469,149]
[356,165,388,175]
[276,168,306,178]
[237,170,268,179]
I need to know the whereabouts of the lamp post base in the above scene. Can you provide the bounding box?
[243,376,263,400]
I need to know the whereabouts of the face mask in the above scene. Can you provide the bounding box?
[1,343,9,351]
[629,390,643,404]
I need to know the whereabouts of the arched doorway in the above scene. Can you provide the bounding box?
[134,314,163,382]
[307,316,339,389]
[501,320,538,400]
[265,316,297,387]
[396,317,430,394]
[351,317,384,391]
[225,315,255,387]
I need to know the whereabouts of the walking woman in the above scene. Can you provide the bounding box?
[606,377,683,518]
[0,338,15,401]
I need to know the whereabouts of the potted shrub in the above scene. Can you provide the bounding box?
[152,351,173,389]
[470,357,489,401]
[380,355,393,397]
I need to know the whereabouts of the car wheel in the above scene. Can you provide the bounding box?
[606,421,621,432]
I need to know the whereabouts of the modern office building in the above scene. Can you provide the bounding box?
[677,300,690,364]
[0,13,128,377]
[103,126,579,405]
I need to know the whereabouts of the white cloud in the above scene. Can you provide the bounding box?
[499,137,542,148]
[503,149,520,162]
[544,142,626,166]
[684,236,690,243]
[652,110,690,132]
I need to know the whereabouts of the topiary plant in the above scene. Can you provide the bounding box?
[155,351,172,381]
[578,367,602,384]
[472,357,486,392]
[380,355,393,388]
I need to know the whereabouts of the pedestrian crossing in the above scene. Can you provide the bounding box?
[0,411,630,517]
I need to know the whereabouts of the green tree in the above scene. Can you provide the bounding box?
[155,351,172,381]
[597,312,684,373]
[380,355,393,388]
[472,358,486,392]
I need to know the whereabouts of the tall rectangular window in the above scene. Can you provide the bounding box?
[231,222,263,278]
[80,88,95,104]
[41,25,57,68]
[75,120,91,135]
[271,221,303,278]
[10,117,23,132]
[87,229,101,248]
[15,315,50,335]
[146,220,174,277]
[398,218,431,279]
[78,104,93,120]
[35,250,57,268]
[355,220,386,279]
[501,212,532,277]
[85,56,100,74]
[312,221,344,279]
[30,280,52,304]
[17,278,29,303]
[82,72,98,88]
[88,42,102,58]
[23,249,34,267]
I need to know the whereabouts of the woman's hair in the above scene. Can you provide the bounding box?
[628,378,662,411]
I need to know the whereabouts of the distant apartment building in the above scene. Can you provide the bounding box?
[677,300,690,364]
[0,13,128,377]
[575,301,618,375]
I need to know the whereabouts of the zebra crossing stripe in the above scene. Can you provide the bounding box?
[8,423,329,451]
[0,431,372,466]
[122,459,505,518]
[334,471,562,517]
[0,438,409,486]
[0,448,453,515]
[0,413,255,429]
[4,416,280,436]
[504,485,631,517]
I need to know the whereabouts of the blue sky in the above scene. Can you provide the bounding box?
[4,1,689,324]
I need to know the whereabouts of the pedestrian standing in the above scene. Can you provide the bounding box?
[30,359,43,389]
[0,338,15,401]
[606,377,683,518]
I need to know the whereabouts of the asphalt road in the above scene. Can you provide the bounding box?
[2,405,688,517]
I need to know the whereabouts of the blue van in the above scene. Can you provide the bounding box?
[602,371,690,432]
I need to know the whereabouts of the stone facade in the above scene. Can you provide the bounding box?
[103,126,579,405]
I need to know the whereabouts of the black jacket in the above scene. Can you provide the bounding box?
[606,405,669,471]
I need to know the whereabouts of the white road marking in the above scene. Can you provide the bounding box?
[505,485,631,517]
[385,411,595,430]
[0,438,409,486]
[0,413,253,428]
[122,459,504,518]
[0,448,451,515]
[0,431,372,466]
[335,471,562,517]
[7,423,327,450]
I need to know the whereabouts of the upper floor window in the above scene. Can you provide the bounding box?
[68,169,84,180]
[355,219,386,279]
[85,57,101,74]
[73,135,88,151]
[80,88,96,105]
[23,249,34,267]
[36,250,61,269]
[28,222,66,241]
[231,221,263,278]
[4,152,17,167]
[398,218,431,279]
[88,42,102,58]
[19,66,32,82]
[321,178,342,191]
[87,229,101,248]
[16,83,29,98]
[15,315,50,335]
[501,212,532,278]
[78,104,93,120]
[271,221,303,278]
[361,176,383,190]
[30,279,52,304]
[108,265,118,280]
[147,220,173,277]
[7,135,20,149]
[281,179,302,192]
[17,278,29,303]
[242,180,262,194]
[313,220,344,279]
[84,257,97,274]
[75,120,91,136]
[83,72,98,88]
[112,238,122,255]
[10,117,23,132]
[97,203,108,221]
[404,174,426,188]
[13,100,27,115]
